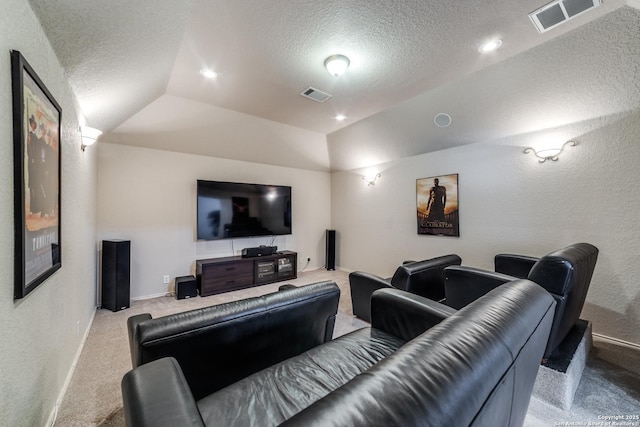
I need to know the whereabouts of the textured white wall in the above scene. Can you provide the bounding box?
[332,110,640,345]
[97,143,331,299]
[0,0,98,425]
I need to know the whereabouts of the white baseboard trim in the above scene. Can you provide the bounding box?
[592,332,640,351]
[298,266,352,273]
[46,308,97,427]
[131,292,171,301]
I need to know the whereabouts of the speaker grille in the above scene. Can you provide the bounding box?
[325,229,336,271]
[434,113,452,128]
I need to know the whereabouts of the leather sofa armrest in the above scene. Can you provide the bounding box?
[127,313,152,368]
[444,266,515,309]
[370,288,457,342]
[494,254,539,278]
[349,271,393,322]
[122,357,205,427]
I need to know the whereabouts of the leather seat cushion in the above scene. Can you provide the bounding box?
[197,327,404,426]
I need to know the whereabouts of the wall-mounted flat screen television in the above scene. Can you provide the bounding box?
[197,180,292,241]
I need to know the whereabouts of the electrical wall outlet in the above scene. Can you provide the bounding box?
[163,275,170,284]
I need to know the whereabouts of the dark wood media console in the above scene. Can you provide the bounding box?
[196,251,297,297]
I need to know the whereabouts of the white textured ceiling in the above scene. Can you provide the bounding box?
[328,4,640,170]
[28,0,194,131]
[28,0,640,171]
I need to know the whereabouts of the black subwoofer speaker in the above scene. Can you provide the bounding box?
[325,229,336,271]
[101,240,130,312]
[176,275,198,300]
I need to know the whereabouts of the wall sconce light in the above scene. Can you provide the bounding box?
[80,126,102,151]
[362,172,381,186]
[324,54,350,77]
[524,140,576,163]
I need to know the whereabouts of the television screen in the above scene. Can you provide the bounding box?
[197,180,292,240]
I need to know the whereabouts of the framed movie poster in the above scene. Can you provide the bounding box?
[416,173,459,237]
[11,50,62,299]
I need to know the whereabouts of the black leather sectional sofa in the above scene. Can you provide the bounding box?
[126,280,340,400]
[122,279,555,426]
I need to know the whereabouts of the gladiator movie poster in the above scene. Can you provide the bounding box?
[416,174,459,237]
[12,51,62,299]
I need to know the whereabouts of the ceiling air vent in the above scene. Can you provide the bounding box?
[300,87,332,103]
[529,0,601,33]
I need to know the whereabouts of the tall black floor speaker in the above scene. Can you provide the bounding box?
[325,229,336,271]
[102,240,131,312]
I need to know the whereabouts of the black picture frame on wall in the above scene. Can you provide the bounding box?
[11,50,62,299]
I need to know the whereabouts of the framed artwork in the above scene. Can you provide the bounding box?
[11,50,62,299]
[416,173,459,237]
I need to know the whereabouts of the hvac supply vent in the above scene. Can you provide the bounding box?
[529,0,601,33]
[300,87,332,103]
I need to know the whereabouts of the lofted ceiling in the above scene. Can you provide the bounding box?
[29,0,640,171]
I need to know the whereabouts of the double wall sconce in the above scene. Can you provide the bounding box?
[524,140,576,163]
[80,125,102,151]
[362,172,381,186]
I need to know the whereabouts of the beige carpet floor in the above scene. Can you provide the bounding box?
[52,268,640,426]
[52,269,366,426]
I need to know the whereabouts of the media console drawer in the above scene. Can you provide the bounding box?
[201,261,253,278]
[196,251,297,297]
[201,273,254,295]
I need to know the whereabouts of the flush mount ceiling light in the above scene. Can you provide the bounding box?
[200,68,218,79]
[324,54,350,77]
[335,114,346,121]
[524,140,577,163]
[478,39,502,53]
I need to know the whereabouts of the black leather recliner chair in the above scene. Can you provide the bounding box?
[349,254,461,322]
[444,242,598,359]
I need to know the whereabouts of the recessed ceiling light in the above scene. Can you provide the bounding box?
[335,114,346,121]
[478,39,502,53]
[200,68,218,79]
